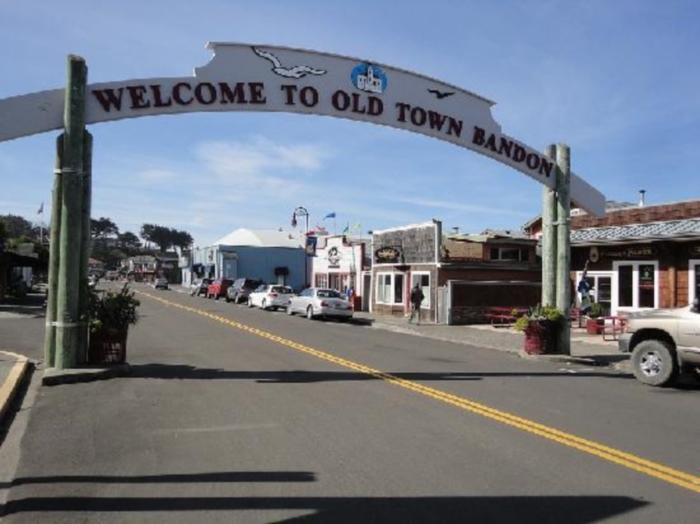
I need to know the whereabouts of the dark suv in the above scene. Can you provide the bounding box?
[226,278,265,304]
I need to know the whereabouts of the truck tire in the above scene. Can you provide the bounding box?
[631,339,678,387]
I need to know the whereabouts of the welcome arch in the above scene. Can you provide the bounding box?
[0,43,605,368]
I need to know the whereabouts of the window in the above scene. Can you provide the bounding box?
[612,261,659,313]
[689,260,700,305]
[490,247,529,262]
[411,272,431,308]
[315,273,328,288]
[376,272,405,305]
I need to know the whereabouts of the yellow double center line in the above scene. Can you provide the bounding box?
[143,291,700,494]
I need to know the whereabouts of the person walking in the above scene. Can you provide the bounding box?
[409,283,424,325]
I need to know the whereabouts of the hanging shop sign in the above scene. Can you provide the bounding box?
[374,246,402,264]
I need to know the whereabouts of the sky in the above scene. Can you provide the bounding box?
[1,0,699,247]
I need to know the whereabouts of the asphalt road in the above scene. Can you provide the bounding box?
[1,283,699,522]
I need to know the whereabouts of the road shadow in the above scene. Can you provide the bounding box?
[0,292,45,318]
[2,471,315,489]
[127,363,632,383]
[2,493,648,522]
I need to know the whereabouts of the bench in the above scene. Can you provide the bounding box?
[601,316,627,341]
[485,307,527,327]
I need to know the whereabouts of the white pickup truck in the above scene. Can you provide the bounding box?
[618,301,700,386]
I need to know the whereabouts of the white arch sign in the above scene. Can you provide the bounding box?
[0,42,604,215]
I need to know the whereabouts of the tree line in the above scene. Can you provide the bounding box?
[1,214,193,269]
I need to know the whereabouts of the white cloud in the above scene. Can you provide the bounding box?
[195,137,330,185]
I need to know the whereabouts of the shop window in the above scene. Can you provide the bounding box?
[376,272,404,305]
[316,274,328,288]
[690,260,700,304]
[613,261,658,312]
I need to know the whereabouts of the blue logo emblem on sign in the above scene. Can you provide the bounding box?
[351,63,387,94]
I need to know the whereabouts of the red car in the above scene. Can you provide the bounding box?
[206,278,234,300]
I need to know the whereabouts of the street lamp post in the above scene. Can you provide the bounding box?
[291,206,310,288]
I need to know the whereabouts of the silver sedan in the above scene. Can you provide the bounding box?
[287,287,353,321]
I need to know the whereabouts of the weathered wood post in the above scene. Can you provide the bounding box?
[555,143,571,355]
[54,55,87,369]
[43,134,64,368]
[77,131,93,364]
[541,144,557,307]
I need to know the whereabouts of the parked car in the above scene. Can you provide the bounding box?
[226,278,265,304]
[618,299,700,386]
[286,287,353,321]
[206,278,234,300]
[247,284,295,310]
[189,278,212,297]
[152,277,169,290]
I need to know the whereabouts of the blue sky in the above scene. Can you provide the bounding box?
[1,1,699,247]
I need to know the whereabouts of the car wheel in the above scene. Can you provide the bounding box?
[287,304,294,316]
[233,293,239,304]
[261,299,267,310]
[631,339,679,387]
[247,298,254,308]
[306,306,314,320]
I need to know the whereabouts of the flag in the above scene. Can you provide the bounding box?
[37,202,44,215]
[353,223,362,231]
[315,224,328,235]
[323,212,336,220]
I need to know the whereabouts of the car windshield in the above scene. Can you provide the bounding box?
[317,289,342,299]
[272,286,293,294]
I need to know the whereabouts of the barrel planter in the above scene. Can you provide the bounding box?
[88,327,128,365]
[523,320,558,354]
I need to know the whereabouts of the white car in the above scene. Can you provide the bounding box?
[152,277,169,290]
[287,287,353,321]
[247,285,295,311]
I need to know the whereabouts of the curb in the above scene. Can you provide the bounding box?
[42,364,132,386]
[0,351,32,424]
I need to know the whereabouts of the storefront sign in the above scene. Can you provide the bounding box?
[602,245,657,259]
[689,245,700,256]
[374,246,402,264]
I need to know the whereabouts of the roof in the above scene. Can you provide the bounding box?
[571,218,700,245]
[212,228,303,248]
[521,200,639,230]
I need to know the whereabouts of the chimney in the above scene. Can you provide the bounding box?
[638,189,646,207]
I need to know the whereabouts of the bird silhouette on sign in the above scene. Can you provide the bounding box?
[252,47,327,79]
[428,88,455,99]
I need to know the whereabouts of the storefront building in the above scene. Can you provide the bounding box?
[370,221,539,323]
[524,198,700,316]
[311,235,368,308]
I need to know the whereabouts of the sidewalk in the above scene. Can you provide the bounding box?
[353,311,630,372]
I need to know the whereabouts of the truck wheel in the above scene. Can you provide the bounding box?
[631,340,678,387]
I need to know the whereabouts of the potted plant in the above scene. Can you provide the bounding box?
[585,302,605,334]
[86,284,140,364]
[514,304,564,355]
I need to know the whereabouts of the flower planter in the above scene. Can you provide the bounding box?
[586,318,604,335]
[523,320,558,354]
[88,327,128,365]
